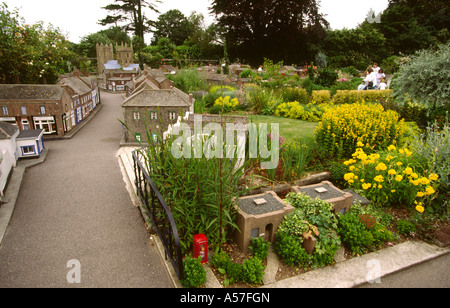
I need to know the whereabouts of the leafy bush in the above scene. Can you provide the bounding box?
[249,237,270,260]
[338,212,375,255]
[241,257,265,284]
[392,43,450,108]
[315,103,407,159]
[396,220,416,236]
[168,69,208,93]
[311,90,331,104]
[410,119,449,214]
[315,67,338,87]
[343,146,441,211]
[274,232,310,267]
[275,101,329,122]
[281,193,341,267]
[240,68,257,78]
[280,139,312,181]
[211,252,265,285]
[180,256,207,288]
[279,87,309,104]
[331,90,393,104]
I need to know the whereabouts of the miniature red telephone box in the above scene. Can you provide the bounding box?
[193,233,208,264]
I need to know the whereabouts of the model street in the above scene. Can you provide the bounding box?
[0,92,172,287]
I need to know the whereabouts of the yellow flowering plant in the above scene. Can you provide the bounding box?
[343,146,440,212]
[315,102,406,159]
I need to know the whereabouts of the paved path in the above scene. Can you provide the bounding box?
[0,92,173,288]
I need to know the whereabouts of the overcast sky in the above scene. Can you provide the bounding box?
[3,0,389,43]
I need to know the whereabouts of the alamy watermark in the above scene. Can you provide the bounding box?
[366,8,382,24]
[66,259,81,284]
[366,259,382,284]
[168,114,280,170]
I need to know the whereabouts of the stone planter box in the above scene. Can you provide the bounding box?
[233,191,294,253]
[291,181,353,215]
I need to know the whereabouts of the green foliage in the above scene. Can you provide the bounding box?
[138,118,249,255]
[240,68,257,78]
[279,87,309,104]
[274,232,310,267]
[396,220,416,236]
[180,256,207,288]
[315,67,338,87]
[211,252,265,285]
[241,257,265,284]
[392,43,450,108]
[249,237,270,260]
[167,69,208,93]
[0,3,84,84]
[410,119,449,214]
[280,139,312,181]
[275,101,329,122]
[338,211,375,255]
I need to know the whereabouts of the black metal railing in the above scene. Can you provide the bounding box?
[132,150,184,280]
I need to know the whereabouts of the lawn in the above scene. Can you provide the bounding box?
[246,114,317,144]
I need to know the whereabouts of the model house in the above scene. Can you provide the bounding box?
[0,122,19,197]
[16,129,45,158]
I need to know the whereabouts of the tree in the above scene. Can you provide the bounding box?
[99,0,161,40]
[374,0,450,55]
[210,0,328,66]
[323,22,388,69]
[0,3,85,84]
[151,9,191,46]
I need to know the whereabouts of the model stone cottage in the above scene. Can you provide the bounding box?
[121,71,194,144]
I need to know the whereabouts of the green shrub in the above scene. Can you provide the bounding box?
[311,90,331,104]
[274,232,311,267]
[338,212,374,255]
[315,67,338,87]
[275,101,329,122]
[180,256,207,288]
[392,43,450,108]
[249,237,270,260]
[396,220,416,236]
[331,90,393,104]
[280,87,309,104]
[241,257,265,284]
[240,68,257,78]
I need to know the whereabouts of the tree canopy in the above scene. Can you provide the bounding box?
[210,0,328,66]
[0,3,88,84]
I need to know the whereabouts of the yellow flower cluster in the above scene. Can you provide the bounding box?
[316,102,406,158]
[214,96,239,109]
[343,146,439,212]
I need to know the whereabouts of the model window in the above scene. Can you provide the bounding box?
[21,106,27,115]
[169,112,176,120]
[150,112,158,120]
[22,146,35,155]
[40,106,46,115]
[133,111,140,120]
[2,106,8,115]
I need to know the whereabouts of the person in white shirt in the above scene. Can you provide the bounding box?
[372,62,381,74]
[376,68,386,89]
[379,77,387,90]
[363,67,377,90]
